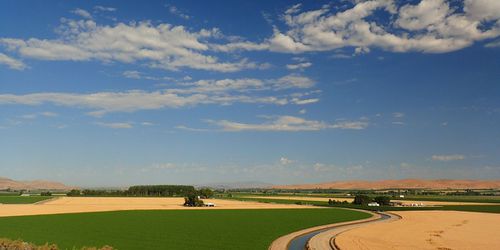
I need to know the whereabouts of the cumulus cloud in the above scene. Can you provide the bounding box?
[207,115,368,132]
[0,53,26,70]
[0,19,261,72]
[219,0,500,54]
[432,154,466,161]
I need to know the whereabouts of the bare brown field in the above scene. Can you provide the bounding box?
[247,195,495,206]
[336,211,500,250]
[0,197,319,217]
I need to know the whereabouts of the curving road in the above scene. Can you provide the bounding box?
[307,212,400,250]
[268,210,400,250]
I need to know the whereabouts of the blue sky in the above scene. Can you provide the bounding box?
[0,0,499,187]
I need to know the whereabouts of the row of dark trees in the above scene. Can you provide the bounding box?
[128,185,196,196]
[66,185,214,198]
[352,195,391,206]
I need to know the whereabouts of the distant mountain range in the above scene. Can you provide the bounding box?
[196,181,272,189]
[273,179,500,190]
[0,177,72,191]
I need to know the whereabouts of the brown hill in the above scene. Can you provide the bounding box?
[0,177,72,191]
[273,179,500,190]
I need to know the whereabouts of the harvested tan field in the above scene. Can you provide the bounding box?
[336,211,500,250]
[0,197,318,217]
[247,195,494,206]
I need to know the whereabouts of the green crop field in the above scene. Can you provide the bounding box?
[230,192,500,203]
[225,196,500,214]
[0,208,370,250]
[0,196,54,204]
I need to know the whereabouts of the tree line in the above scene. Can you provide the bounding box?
[67,185,214,198]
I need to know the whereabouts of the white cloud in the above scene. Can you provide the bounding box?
[280,157,294,165]
[273,74,315,89]
[94,6,116,12]
[167,5,190,20]
[0,53,26,70]
[286,62,312,70]
[141,122,155,126]
[396,0,450,30]
[94,122,133,129]
[71,8,92,19]
[20,114,37,119]
[0,82,316,116]
[19,111,58,119]
[219,0,500,54]
[299,109,307,114]
[291,98,319,105]
[464,0,500,21]
[392,112,405,118]
[174,74,315,94]
[123,70,141,79]
[40,111,58,117]
[1,19,261,72]
[330,53,352,59]
[432,154,466,161]
[208,115,368,132]
[175,125,210,132]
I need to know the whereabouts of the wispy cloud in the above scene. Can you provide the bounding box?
[286,62,312,70]
[0,53,26,70]
[207,115,369,132]
[175,125,211,132]
[94,6,116,12]
[19,111,58,119]
[166,4,190,20]
[280,157,294,165]
[0,74,319,116]
[392,112,405,118]
[94,122,133,129]
[432,154,466,161]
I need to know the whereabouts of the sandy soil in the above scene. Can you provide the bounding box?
[0,197,319,217]
[248,195,494,206]
[336,211,500,250]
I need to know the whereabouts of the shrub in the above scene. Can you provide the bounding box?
[183,194,204,207]
[66,189,81,197]
[0,238,113,250]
